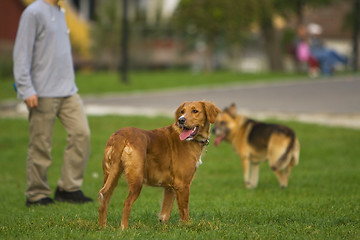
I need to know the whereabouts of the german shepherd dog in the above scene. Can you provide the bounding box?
[212,103,300,189]
[98,101,220,230]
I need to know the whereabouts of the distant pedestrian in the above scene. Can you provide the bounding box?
[13,0,93,206]
[307,23,348,76]
[295,24,320,77]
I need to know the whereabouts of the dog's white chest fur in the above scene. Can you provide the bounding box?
[196,156,203,169]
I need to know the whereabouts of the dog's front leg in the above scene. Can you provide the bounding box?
[159,188,176,223]
[175,185,190,221]
[241,156,252,188]
[250,163,260,188]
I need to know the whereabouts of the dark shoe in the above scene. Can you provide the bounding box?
[26,197,54,207]
[55,187,93,203]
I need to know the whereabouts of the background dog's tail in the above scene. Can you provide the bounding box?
[271,135,297,171]
[292,139,300,166]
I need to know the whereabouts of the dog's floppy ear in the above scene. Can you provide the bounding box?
[175,102,186,120]
[202,101,221,124]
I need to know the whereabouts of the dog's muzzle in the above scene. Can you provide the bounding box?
[178,116,186,125]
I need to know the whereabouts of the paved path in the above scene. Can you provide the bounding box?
[2,75,360,128]
[83,75,360,128]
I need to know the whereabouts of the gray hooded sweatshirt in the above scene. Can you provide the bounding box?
[13,0,78,100]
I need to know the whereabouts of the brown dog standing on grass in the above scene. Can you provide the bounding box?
[98,101,220,230]
[212,103,300,189]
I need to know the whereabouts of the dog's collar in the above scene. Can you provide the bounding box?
[194,137,210,146]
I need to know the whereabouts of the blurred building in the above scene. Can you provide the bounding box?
[0,0,24,51]
[0,0,24,78]
[303,1,352,62]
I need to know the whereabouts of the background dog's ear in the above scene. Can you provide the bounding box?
[175,102,186,120]
[228,103,237,118]
[202,101,221,124]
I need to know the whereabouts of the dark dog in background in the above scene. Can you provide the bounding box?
[212,103,300,189]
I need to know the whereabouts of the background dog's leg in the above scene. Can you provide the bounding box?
[175,185,190,222]
[250,163,260,188]
[121,182,143,230]
[241,157,252,188]
[282,158,296,187]
[281,140,300,187]
[159,188,176,223]
[273,170,291,188]
[273,152,298,188]
[282,166,291,187]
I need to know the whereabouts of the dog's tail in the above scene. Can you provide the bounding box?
[98,139,127,203]
[271,135,297,171]
[291,138,300,166]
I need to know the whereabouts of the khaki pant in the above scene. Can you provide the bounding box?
[26,94,90,202]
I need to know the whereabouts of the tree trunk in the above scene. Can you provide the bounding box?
[261,24,284,71]
[296,0,305,25]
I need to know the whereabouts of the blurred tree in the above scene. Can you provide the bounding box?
[273,0,340,25]
[173,0,339,71]
[252,0,339,70]
[253,0,285,70]
[91,0,122,71]
[343,0,360,71]
[172,0,256,71]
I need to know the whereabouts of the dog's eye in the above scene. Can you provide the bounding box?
[192,110,198,113]
[180,110,184,114]
[220,121,226,125]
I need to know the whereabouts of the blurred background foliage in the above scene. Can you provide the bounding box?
[0,0,358,79]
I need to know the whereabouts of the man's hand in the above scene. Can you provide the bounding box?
[25,94,38,108]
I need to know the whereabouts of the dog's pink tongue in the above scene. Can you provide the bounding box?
[179,129,192,141]
[214,136,223,146]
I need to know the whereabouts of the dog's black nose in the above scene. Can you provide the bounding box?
[178,116,186,125]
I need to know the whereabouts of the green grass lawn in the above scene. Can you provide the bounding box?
[0,115,359,239]
[0,70,305,102]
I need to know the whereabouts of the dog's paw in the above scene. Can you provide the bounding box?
[158,214,168,223]
[98,192,104,202]
[121,223,127,231]
[245,182,256,189]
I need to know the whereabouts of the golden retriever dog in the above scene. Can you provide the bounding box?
[98,101,220,230]
[212,103,300,189]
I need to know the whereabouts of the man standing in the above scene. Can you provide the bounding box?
[13,0,92,206]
